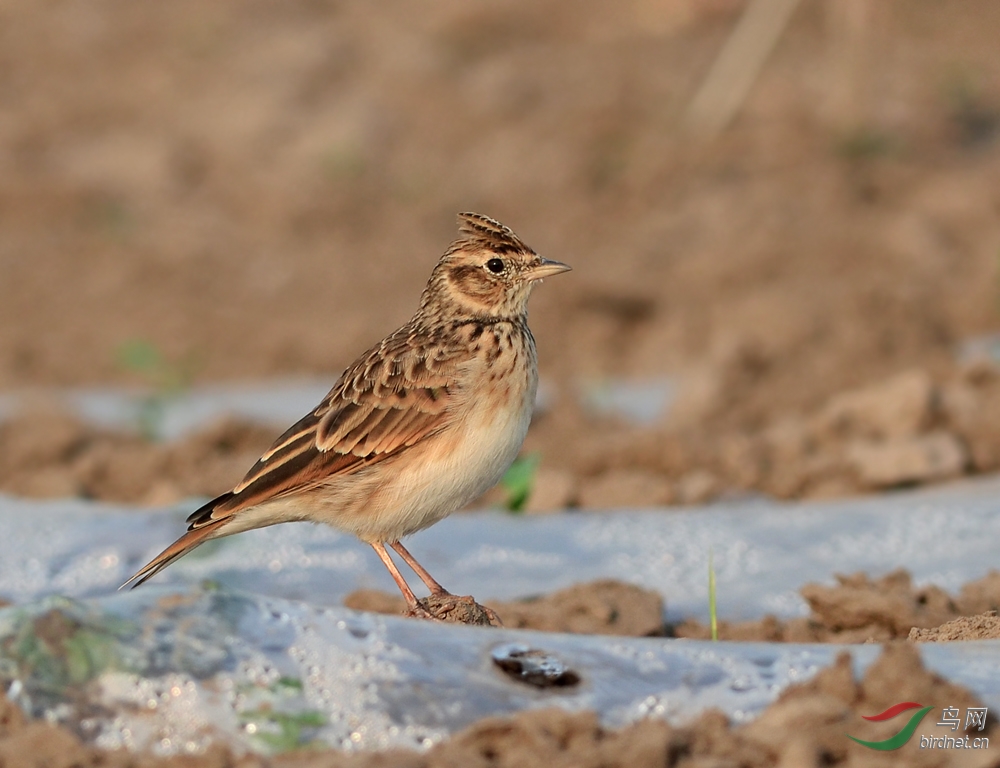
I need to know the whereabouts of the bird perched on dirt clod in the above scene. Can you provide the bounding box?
[124,213,570,619]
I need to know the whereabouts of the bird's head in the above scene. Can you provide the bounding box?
[421,213,570,321]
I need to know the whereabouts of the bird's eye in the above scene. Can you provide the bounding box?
[486,258,505,274]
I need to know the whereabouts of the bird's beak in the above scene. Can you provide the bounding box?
[525,258,571,282]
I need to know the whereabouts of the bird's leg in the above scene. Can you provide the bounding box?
[369,542,430,616]
[390,541,451,596]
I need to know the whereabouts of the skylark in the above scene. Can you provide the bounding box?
[124,213,570,617]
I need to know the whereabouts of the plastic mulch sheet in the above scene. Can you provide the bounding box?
[1,476,999,755]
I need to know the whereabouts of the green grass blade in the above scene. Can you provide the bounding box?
[709,549,718,642]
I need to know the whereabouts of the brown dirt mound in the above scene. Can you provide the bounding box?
[0,404,275,505]
[348,570,1000,643]
[6,363,1000,509]
[910,611,1000,642]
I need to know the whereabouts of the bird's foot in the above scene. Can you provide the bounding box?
[403,602,437,620]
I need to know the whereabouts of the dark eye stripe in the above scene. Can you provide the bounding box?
[486,258,505,273]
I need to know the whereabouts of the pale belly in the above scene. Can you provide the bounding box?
[262,369,538,543]
[361,403,531,541]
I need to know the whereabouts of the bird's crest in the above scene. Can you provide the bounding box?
[453,212,533,255]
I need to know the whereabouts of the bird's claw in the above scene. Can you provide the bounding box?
[403,602,437,620]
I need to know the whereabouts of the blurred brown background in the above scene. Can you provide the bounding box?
[3,0,1000,507]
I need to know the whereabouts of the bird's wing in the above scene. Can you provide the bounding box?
[188,326,468,529]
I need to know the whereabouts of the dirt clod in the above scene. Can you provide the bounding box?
[846,432,968,489]
[909,611,1000,642]
[0,410,277,505]
[345,591,504,627]
[409,594,504,627]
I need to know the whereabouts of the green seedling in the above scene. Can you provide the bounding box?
[236,672,323,752]
[708,549,718,642]
[115,338,199,440]
[236,675,305,698]
[500,452,541,513]
[995,250,1000,318]
[322,144,367,183]
[941,64,998,148]
[84,197,136,241]
[241,708,327,753]
[1,603,138,697]
[834,126,896,161]
[276,676,304,691]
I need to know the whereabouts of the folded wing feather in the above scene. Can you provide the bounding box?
[186,328,465,529]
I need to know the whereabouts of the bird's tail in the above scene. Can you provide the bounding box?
[120,512,229,590]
